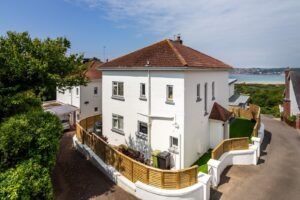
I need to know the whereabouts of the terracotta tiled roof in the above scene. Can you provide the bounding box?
[101,39,233,69]
[209,102,233,122]
[84,60,102,80]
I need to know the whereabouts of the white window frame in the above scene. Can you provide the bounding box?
[196,83,201,102]
[112,114,124,134]
[112,81,124,99]
[94,87,98,95]
[170,136,178,148]
[212,81,215,100]
[204,82,208,115]
[138,121,148,135]
[166,85,174,103]
[140,83,146,100]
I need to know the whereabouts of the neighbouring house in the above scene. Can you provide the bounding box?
[99,36,233,169]
[228,78,250,108]
[56,58,102,122]
[283,68,300,129]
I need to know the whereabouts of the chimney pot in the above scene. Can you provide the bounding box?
[176,35,183,44]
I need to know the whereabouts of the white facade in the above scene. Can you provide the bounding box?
[56,79,102,121]
[289,80,300,116]
[102,69,229,169]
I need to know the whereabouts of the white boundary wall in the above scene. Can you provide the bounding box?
[208,123,265,187]
[72,135,211,200]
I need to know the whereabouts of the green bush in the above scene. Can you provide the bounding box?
[0,110,63,170]
[288,115,297,122]
[235,84,284,117]
[0,159,52,200]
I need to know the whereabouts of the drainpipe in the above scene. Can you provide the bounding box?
[148,70,152,155]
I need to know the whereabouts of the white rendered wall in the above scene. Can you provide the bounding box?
[289,80,300,116]
[184,70,229,167]
[56,79,102,120]
[56,86,80,108]
[209,120,224,149]
[79,79,102,119]
[102,71,184,169]
[229,83,235,98]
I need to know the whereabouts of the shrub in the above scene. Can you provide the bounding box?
[288,115,297,122]
[0,159,52,200]
[0,110,63,170]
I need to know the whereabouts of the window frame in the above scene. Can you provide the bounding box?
[196,83,201,102]
[139,83,147,100]
[204,82,208,115]
[166,85,174,104]
[170,136,178,148]
[94,86,98,95]
[112,81,124,100]
[212,81,215,100]
[112,114,124,134]
[138,121,148,135]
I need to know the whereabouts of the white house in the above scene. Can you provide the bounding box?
[100,37,233,169]
[56,59,102,121]
[283,69,300,129]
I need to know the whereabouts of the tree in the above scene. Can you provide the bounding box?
[0,31,87,119]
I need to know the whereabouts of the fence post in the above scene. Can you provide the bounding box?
[161,172,164,188]
[176,172,180,189]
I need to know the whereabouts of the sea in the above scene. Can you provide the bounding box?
[229,74,285,84]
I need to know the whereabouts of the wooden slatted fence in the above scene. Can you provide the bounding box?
[211,137,249,160]
[75,115,198,190]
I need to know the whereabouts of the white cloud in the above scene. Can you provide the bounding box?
[68,0,300,67]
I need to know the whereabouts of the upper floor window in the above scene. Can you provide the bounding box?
[204,82,208,115]
[94,87,98,95]
[212,81,215,100]
[112,114,124,134]
[76,87,79,95]
[112,81,124,100]
[196,83,201,102]
[94,107,98,112]
[166,85,174,104]
[140,83,146,100]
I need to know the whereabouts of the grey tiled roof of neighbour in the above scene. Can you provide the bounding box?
[228,78,237,85]
[289,70,300,109]
[229,93,250,106]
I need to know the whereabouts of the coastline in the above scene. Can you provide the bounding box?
[236,81,284,85]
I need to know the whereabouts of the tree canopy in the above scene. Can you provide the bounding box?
[0,31,87,119]
[0,31,86,199]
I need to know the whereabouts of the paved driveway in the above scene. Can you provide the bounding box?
[211,115,300,200]
[52,131,137,200]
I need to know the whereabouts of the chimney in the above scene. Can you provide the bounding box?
[175,34,183,44]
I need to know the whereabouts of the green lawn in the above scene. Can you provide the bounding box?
[230,118,256,139]
[193,149,212,173]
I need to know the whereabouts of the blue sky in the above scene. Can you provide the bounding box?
[1,0,300,68]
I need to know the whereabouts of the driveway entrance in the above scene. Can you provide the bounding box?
[211,115,300,200]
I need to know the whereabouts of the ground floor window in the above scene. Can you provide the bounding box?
[138,121,148,135]
[170,136,178,148]
[112,114,123,132]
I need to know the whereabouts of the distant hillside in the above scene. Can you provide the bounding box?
[231,67,300,75]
